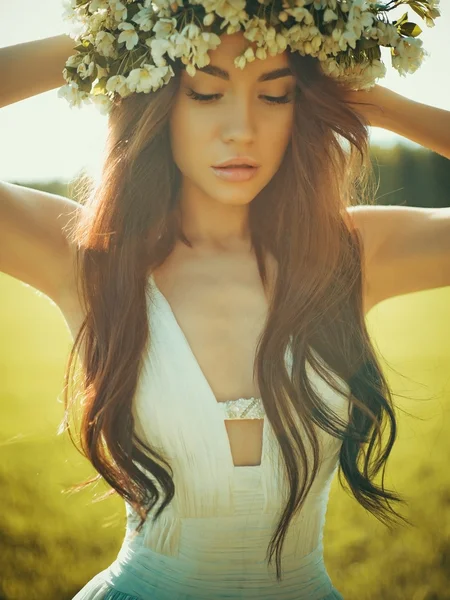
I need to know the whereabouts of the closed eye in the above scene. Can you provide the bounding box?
[185,89,292,105]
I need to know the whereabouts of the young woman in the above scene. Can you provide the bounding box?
[0,2,449,598]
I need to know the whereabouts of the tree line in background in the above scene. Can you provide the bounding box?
[9,143,450,210]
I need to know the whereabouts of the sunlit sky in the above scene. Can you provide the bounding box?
[0,0,449,183]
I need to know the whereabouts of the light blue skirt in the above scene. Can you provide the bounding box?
[72,542,345,600]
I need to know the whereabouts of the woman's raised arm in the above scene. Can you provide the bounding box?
[0,181,83,306]
[0,34,75,108]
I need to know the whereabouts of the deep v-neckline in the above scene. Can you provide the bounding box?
[147,273,266,470]
[148,273,262,407]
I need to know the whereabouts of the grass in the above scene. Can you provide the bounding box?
[0,272,449,600]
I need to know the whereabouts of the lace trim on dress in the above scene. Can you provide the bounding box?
[217,397,265,419]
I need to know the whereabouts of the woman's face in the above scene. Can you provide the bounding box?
[169,32,296,210]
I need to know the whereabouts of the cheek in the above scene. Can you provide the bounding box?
[169,104,209,171]
[265,111,294,156]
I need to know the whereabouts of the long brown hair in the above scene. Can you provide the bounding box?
[60,52,411,582]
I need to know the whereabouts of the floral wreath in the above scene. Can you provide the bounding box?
[58,0,441,115]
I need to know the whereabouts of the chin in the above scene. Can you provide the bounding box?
[213,193,257,206]
[207,183,262,206]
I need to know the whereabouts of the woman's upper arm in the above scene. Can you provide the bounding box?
[0,180,83,305]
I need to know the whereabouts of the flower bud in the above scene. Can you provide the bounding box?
[186,63,196,76]
[244,46,256,62]
[256,47,267,60]
[276,33,287,50]
[235,55,246,69]
[203,13,215,26]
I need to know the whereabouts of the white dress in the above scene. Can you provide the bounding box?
[72,275,350,600]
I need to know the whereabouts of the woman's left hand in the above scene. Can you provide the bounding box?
[342,84,390,128]
[342,83,450,160]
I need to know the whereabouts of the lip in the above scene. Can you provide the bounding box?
[213,156,260,168]
[211,165,260,182]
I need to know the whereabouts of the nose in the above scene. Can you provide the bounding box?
[221,94,256,145]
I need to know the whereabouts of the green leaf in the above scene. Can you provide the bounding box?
[400,22,422,37]
[93,53,108,68]
[409,2,427,20]
[78,78,92,93]
[394,11,409,27]
[127,3,141,19]
[108,59,122,77]
[93,77,109,95]
[367,45,382,61]
[358,37,379,50]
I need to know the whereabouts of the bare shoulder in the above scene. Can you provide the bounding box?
[0,180,85,309]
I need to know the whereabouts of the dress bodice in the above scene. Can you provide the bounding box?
[73,274,350,600]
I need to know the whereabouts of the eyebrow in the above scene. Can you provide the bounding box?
[196,65,294,82]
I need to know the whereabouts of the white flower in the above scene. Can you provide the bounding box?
[186,62,196,77]
[341,29,358,50]
[370,21,399,47]
[320,59,340,78]
[329,25,341,41]
[285,6,314,25]
[203,0,247,29]
[203,13,216,27]
[181,23,202,40]
[349,0,371,11]
[106,74,132,96]
[66,53,83,68]
[392,36,425,76]
[276,33,288,51]
[57,82,90,108]
[152,17,177,38]
[359,10,375,29]
[255,46,267,60]
[146,37,175,66]
[323,8,338,24]
[88,0,109,12]
[243,46,256,62]
[132,3,155,32]
[127,64,173,92]
[151,0,173,12]
[109,0,127,23]
[86,11,110,34]
[91,94,113,114]
[77,55,96,79]
[170,32,192,59]
[95,31,117,57]
[117,22,140,50]
[235,55,247,69]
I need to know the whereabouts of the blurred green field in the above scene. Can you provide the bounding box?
[0,272,449,600]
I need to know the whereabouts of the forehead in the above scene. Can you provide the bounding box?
[184,31,290,80]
